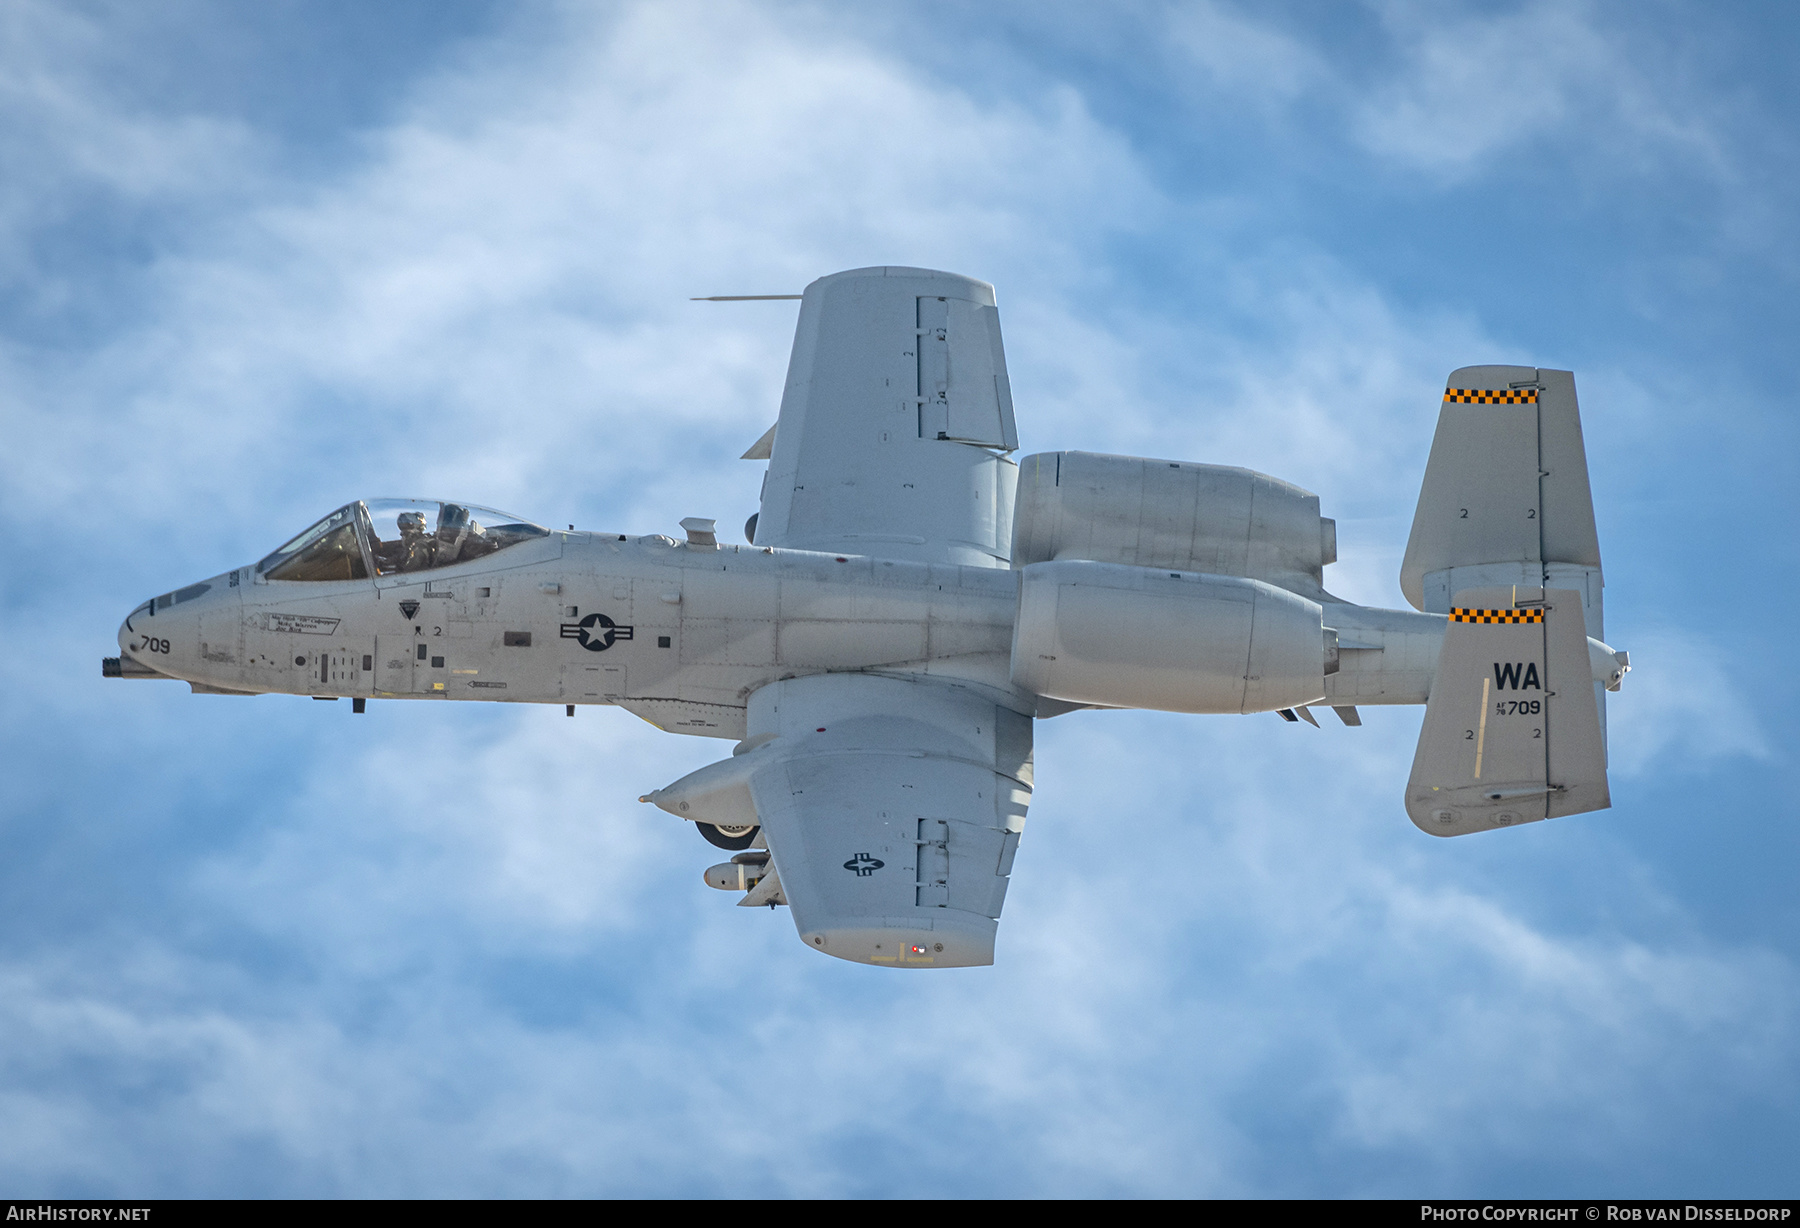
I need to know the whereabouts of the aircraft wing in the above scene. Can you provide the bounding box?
[751,266,1020,568]
[741,673,1033,967]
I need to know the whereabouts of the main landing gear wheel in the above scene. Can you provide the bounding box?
[697,822,760,851]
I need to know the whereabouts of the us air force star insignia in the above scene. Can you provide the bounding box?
[560,612,635,652]
[843,853,884,877]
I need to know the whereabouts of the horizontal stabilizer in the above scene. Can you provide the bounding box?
[1406,586,1609,836]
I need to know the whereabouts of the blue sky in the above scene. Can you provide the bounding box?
[2,0,1795,1197]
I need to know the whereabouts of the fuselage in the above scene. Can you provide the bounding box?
[116,528,1450,737]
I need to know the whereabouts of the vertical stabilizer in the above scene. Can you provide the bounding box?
[1406,586,1609,836]
[1401,368,1603,639]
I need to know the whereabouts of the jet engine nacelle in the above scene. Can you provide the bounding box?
[1013,451,1336,595]
[1010,560,1331,714]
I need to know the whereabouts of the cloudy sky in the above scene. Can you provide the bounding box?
[2,0,1795,1197]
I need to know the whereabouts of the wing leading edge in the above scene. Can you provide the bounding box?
[737,673,1033,967]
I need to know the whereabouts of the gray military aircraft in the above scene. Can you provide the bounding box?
[107,266,1629,969]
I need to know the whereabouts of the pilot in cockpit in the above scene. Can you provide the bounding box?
[375,509,434,574]
[267,499,549,581]
[434,504,500,567]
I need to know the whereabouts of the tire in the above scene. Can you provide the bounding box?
[697,822,760,851]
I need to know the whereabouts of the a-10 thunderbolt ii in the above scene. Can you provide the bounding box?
[107,266,1631,969]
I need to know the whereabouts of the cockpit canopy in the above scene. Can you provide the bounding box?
[258,499,551,582]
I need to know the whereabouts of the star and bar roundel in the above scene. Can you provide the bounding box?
[561,612,635,651]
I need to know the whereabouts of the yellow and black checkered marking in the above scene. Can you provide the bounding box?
[1450,607,1544,624]
[1444,387,1538,403]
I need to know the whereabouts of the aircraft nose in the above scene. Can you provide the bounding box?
[118,599,155,656]
[116,577,225,671]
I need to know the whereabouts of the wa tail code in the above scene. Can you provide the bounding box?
[1494,662,1541,690]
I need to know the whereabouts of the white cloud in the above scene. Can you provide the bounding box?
[0,1,259,322]
[1160,1,1326,107]
[1606,628,1772,777]
[0,0,1793,1198]
[1350,0,1727,179]
[1145,0,1736,188]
